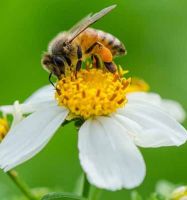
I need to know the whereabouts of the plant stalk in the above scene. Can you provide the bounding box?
[82,174,91,199]
[7,170,38,200]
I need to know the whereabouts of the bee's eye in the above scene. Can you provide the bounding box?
[53,56,64,66]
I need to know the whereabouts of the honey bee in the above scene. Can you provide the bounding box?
[42,5,126,79]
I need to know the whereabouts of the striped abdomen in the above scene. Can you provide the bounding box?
[96,29,126,56]
[75,28,126,57]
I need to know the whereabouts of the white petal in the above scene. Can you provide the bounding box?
[127,92,186,122]
[11,101,24,127]
[25,85,54,103]
[127,92,162,105]
[117,100,187,147]
[3,138,49,172]
[0,85,55,116]
[161,99,186,123]
[78,116,146,190]
[0,105,68,171]
[0,100,57,116]
[0,101,25,127]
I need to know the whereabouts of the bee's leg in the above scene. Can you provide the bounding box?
[86,42,116,73]
[86,42,100,54]
[77,45,82,60]
[74,46,83,78]
[86,42,104,69]
[76,60,82,72]
[76,46,82,71]
[103,62,116,73]
[91,54,102,69]
[64,56,72,66]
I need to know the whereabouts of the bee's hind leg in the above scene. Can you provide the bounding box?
[86,42,116,73]
[103,62,116,73]
[91,54,102,69]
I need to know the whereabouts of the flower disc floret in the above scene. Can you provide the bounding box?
[55,69,130,119]
[0,118,9,141]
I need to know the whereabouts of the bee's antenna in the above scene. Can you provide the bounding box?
[48,72,55,88]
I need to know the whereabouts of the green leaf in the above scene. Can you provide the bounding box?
[89,186,102,200]
[41,192,85,200]
[73,174,84,196]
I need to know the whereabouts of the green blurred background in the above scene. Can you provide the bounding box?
[0,0,187,199]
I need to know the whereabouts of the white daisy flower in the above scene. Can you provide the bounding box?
[0,68,187,191]
[126,77,186,123]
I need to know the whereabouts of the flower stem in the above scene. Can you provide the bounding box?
[91,188,102,200]
[7,170,38,200]
[82,174,91,199]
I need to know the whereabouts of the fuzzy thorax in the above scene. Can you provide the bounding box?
[55,68,130,119]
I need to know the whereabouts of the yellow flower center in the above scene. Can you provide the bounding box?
[0,118,9,142]
[126,77,150,93]
[171,186,187,200]
[55,69,130,119]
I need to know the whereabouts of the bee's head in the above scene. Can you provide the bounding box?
[42,53,65,78]
[42,33,75,78]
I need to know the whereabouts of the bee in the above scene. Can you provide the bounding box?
[42,5,126,80]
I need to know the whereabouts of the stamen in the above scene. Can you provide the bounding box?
[96,89,100,97]
[82,91,86,98]
[110,94,117,101]
[76,83,80,90]
[118,99,125,104]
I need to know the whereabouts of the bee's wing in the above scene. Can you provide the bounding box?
[67,5,116,43]
[68,13,92,36]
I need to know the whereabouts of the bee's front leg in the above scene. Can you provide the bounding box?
[76,45,82,72]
